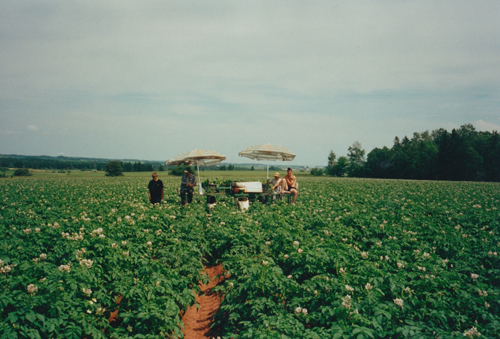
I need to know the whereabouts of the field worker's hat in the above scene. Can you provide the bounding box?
[274,172,280,177]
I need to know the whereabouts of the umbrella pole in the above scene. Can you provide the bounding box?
[197,163,203,195]
[267,162,269,181]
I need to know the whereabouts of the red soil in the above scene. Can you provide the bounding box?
[108,294,122,324]
[181,263,227,339]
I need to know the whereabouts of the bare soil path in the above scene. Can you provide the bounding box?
[181,263,226,339]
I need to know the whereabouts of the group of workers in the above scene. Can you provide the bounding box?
[147,167,298,206]
[270,167,298,204]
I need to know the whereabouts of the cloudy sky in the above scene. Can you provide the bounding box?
[1,1,499,166]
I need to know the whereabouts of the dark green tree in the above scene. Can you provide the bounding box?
[347,141,366,177]
[414,132,439,179]
[326,151,336,176]
[310,168,324,176]
[133,162,142,172]
[391,132,439,179]
[122,162,133,172]
[464,147,484,180]
[14,168,32,176]
[105,161,123,177]
[434,128,485,181]
[169,165,194,176]
[332,156,348,177]
[483,131,500,181]
[366,146,393,178]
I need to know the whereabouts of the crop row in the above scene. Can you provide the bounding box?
[1,177,499,338]
[1,178,208,338]
[207,179,500,338]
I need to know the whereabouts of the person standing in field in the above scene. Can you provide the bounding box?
[284,167,298,204]
[180,169,196,205]
[148,172,164,204]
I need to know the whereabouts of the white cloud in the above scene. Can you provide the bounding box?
[1,130,20,135]
[474,120,500,132]
[1,1,499,164]
[2,1,499,95]
[26,124,39,131]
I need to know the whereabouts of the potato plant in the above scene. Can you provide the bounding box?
[208,179,500,338]
[0,178,206,338]
[1,176,499,338]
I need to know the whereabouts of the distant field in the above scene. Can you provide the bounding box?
[1,169,311,180]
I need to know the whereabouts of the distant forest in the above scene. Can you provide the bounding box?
[2,124,499,182]
[0,155,164,173]
[326,124,500,182]
[0,155,276,173]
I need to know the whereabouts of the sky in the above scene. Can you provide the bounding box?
[1,1,499,166]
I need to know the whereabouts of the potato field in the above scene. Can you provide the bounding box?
[1,176,499,338]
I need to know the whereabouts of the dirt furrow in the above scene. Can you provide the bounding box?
[181,263,226,339]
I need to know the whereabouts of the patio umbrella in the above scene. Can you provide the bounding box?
[238,144,296,180]
[166,149,226,194]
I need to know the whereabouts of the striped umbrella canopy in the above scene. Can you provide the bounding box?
[165,149,226,167]
[238,144,296,179]
[166,149,226,194]
[238,144,296,161]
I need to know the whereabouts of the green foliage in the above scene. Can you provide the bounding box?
[0,168,8,178]
[1,176,499,337]
[326,124,499,182]
[13,168,32,176]
[208,178,500,338]
[366,146,394,178]
[347,141,366,177]
[105,161,123,177]
[168,165,194,176]
[0,155,164,172]
[310,168,324,176]
[0,177,204,338]
[329,156,348,177]
[362,125,500,181]
[326,151,336,176]
[122,161,155,172]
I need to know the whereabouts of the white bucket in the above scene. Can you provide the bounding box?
[237,197,249,211]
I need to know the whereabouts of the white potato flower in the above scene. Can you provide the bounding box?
[393,298,404,307]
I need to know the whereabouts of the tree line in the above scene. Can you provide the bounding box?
[324,124,500,182]
[0,155,165,172]
[0,153,284,177]
[0,154,280,173]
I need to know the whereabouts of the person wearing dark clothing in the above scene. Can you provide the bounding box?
[180,170,196,205]
[148,172,164,204]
